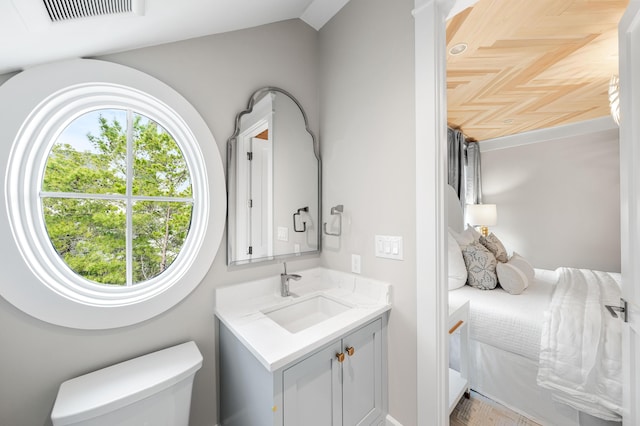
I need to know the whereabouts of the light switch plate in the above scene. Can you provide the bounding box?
[277,226,288,242]
[375,235,403,260]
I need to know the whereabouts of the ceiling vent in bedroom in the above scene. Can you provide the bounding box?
[42,0,145,22]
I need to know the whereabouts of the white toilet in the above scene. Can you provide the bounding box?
[51,341,203,426]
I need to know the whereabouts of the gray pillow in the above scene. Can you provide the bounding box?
[461,240,498,290]
[479,233,508,263]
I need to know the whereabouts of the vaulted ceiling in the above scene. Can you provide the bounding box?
[446,0,628,141]
[0,0,349,75]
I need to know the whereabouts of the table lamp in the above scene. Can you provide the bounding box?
[466,204,497,237]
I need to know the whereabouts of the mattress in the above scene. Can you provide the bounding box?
[448,268,560,361]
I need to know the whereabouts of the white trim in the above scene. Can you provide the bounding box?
[479,116,618,152]
[0,59,226,329]
[618,2,640,424]
[414,0,450,425]
[8,85,206,297]
[300,0,351,30]
[235,93,274,261]
[385,414,404,426]
[446,0,480,20]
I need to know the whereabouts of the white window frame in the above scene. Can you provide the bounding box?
[0,59,226,329]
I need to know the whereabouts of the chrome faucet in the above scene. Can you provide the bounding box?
[280,262,301,297]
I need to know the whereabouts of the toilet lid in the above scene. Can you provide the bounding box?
[51,341,202,425]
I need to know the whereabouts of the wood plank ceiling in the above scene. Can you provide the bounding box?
[446,0,628,141]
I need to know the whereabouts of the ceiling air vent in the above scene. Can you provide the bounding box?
[42,0,144,22]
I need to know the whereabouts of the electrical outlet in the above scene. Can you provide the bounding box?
[351,254,361,274]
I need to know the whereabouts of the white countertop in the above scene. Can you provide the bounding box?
[215,267,392,372]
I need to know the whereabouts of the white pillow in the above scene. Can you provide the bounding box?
[448,232,467,290]
[496,262,528,295]
[509,252,535,287]
[449,225,481,248]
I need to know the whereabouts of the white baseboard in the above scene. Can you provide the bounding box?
[220,416,399,426]
[386,414,404,426]
[222,416,399,426]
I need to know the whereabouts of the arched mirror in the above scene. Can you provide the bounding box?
[227,87,320,266]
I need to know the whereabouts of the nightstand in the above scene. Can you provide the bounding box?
[448,299,470,413]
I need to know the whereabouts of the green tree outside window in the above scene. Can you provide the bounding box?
[42,109,193,286]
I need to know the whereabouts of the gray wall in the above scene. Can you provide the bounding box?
[319,0,418,424]
[0,19,321,426]
[481,128,621,272]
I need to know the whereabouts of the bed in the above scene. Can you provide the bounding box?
[446,186,622,426]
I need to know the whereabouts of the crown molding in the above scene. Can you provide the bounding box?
[479,116,618,152]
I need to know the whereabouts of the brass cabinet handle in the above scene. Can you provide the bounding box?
[346,346,355,356]
[336,352,345,363]
[448,320,464,335]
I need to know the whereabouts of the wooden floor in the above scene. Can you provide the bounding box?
[450,392,541,426]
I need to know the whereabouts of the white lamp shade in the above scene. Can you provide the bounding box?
[466,204,497,226]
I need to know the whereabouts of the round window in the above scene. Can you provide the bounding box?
[42,108,193,287]
[0,59,225,329]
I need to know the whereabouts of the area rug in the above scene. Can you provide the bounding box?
[450,392,541,426]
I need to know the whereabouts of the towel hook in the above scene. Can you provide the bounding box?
[323,204,343,236]
[293,207,308,232]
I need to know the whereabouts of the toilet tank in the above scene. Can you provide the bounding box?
[51,341,203,426]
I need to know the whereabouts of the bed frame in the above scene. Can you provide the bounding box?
[446,185,619,426]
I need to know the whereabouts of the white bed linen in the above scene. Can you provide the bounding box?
[449,267,623,425]
[448,268,559,361]
[469,339,580,426]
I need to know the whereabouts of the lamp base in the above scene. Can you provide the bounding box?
[479,226,489,237]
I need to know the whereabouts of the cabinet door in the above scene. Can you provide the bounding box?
[342,319,383,426]
[283,341,343,426]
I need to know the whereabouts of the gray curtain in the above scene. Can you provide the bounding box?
[448,127,465,202]
[465,141,482,204]
[447,127,482,207]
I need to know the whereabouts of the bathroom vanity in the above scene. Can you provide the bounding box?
[215,267,391,426]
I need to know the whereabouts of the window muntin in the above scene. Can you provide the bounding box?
[41,108,193,287]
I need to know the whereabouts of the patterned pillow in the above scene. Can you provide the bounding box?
[461,240,498,290]
[479,233,508,263]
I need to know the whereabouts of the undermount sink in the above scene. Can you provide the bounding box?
[262,295,352,333]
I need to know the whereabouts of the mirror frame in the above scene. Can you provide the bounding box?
[226,87,321,266]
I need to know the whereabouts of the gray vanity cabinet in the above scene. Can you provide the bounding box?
[219,316,386,426]
[283,318,383,425]
[282,339,343,425]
